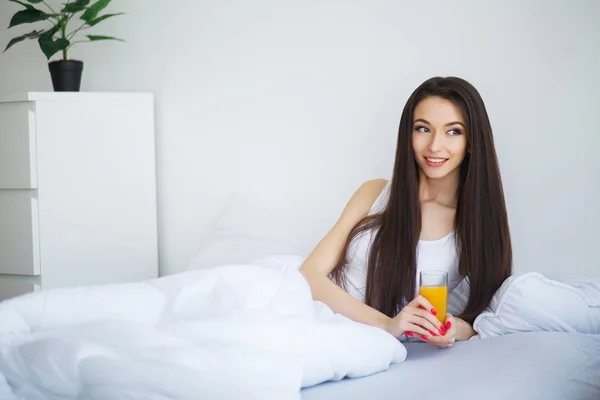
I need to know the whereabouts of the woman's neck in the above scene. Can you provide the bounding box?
[418,169,460,207]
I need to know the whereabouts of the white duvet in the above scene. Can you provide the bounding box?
[0,256,406,400]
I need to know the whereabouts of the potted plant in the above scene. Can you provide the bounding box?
[3,0,124,91]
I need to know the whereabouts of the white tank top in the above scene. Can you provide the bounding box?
[344,180,465,311]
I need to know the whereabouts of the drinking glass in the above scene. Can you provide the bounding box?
[419,271,448,324]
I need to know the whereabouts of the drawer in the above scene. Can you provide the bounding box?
[0,190,41,275]
[0,275,40,302]
[0,102,38,189]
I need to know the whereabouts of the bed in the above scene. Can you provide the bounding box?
[302,331,600,400]
[1,256,599,399]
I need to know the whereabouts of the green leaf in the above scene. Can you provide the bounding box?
[3,29,44,52]
[38,32,70,59]
[80,0,112,22]
[24,0,44,3]
[86,35,123,42]
[86,12,124,27]
[8,9,50,28]
[62,0,91,13]
[7,0,35,10]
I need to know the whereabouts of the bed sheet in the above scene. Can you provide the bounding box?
[301,331,600,400]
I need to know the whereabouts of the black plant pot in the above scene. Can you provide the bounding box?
[48,60,84,92]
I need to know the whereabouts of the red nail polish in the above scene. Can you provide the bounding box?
[430,308,437,316]
[439,328,446,336]
[406,332,413,337]
[446,321,452,329]
[420,335,429,341]
[429,331,437,336]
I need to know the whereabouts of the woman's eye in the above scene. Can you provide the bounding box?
[415,126,429,133]
[448,129,461,136]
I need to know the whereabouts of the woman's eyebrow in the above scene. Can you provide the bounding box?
[413,118,465,128]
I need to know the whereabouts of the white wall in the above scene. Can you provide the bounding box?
[1,0,598,279]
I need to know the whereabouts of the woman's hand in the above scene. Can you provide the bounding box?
[424,314,455,348]
[416,314,476,348]
[384,295,448,339]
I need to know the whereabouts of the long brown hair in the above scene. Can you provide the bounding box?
[330,76,512,324]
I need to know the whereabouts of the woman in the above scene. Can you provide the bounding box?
[299,76,512,348]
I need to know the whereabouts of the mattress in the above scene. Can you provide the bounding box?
[301,331,600,400]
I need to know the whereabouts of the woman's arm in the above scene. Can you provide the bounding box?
[299,179,444,339]
[454,316,476,341]
[299,179,392,331]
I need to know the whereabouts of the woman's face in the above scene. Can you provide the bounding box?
[412,96,468,180]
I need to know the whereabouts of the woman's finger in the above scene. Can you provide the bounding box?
[443,314,456,336]
[427,335,454,348]
[407,313,439,336]
[412,308,446,334]
[430,334,454,345]
[401,306,440,335]
[429,316,456,347]
[402,322,431,338]
[445,314,454,329]
[411,296,448,330]
[410,295,436,315]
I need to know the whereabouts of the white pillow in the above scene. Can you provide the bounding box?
[473,272,600,338]
[188,184,325,270]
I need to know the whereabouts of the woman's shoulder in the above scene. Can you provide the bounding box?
[338,179,389,224]
[357,178,389,196]
[353,179,389,208]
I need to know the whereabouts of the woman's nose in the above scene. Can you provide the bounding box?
[428,133,443,153]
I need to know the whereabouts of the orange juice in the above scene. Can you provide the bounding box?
[419,285,448,324]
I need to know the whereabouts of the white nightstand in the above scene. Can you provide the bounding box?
[0,92,159,301]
